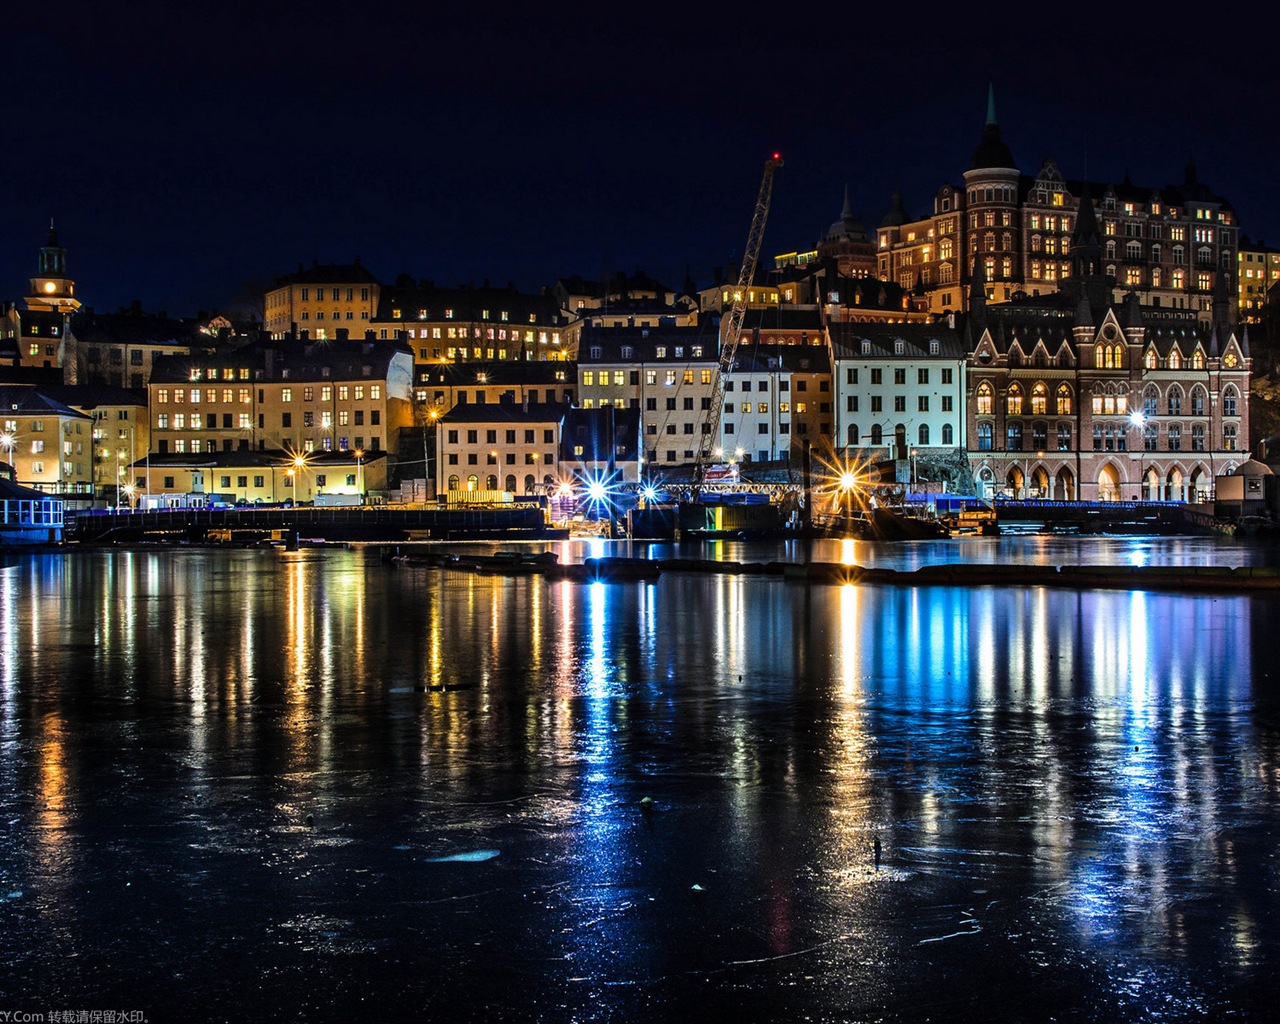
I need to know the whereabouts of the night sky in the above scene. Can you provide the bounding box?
[6,3,1278,319]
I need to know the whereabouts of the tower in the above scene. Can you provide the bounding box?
[26,221,81,314]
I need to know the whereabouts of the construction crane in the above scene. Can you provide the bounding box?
[691,152,783,497]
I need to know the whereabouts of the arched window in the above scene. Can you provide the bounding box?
[1095,343,1106,367]
[466,474,479,490]
[1168,349,1182,370]
[942,423,953,446]
[870,424,882,445]
[1224,387,1238,417]
[1192,350,1204,369]
[505,474,517,492]
[940,238,953,260]
[1191,387,1206,416]
[1191,424,1206,451]
[1006,386,1023,415]
[1143,386,1159,417]
[524,474,536,493]
[1144,349,1158,369]
[1144,424,1158,451]
[1110,344,1124,368]
[485,474,498,490]
[1126,241,1142,259]
[847,424,859,445]
[1152,267,1162,287]
[1031,383,1048,415]
[1056,384,1072,415]
[976,383,993,415]
[1167,389,1182,416]
[940,262,954,284]
[918,424,930,445]
[448,474,460,491]
[1224,424,1237,450]
[1007,422,1024,451]
[977,422,993,451]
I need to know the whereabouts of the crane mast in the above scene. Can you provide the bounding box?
[692,153,783,496]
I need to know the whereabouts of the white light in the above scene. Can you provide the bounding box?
[642,487,657,501]
[587,481,606,501]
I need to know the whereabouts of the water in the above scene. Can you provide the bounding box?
[1,542,1278,1021]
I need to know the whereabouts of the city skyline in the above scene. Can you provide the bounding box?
[5,4,1278,318]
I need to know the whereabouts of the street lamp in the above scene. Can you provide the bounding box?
[0,431,15,463]
[354,448,364,501]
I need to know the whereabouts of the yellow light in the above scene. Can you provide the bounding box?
[43,281,56,293]
[840,472,857,491]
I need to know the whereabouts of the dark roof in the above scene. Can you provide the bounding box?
[439,402,569,425]
[70,309,204,347]
[576,324,721,363]
[149,339,412,385]
[36,384,147,409]
[0,385,93,419]
[828,322,966,359]
[728,345,831,374]
[273,260,379,287]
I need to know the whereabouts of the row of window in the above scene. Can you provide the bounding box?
[847,395,954,413]
[846,424,955,446]
[155,385,384,404]
[297,288,370,302]
[157,437,379,455]
[299,311,369,321]
[970,421,1238,453]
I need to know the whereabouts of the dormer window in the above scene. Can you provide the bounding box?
[861,340,871,355]
[930,340,939,355]
[894,340,905,355]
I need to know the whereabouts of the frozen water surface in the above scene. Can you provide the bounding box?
[0,543,1277,1021]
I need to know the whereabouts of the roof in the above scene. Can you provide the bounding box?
[374,280,565,325]
[727,345,831,374]
[416,361,576,388]
[439,401,570,425]
[828,322,966,359]
[0,385,93,419]
[36,384,147,409]
[149,339,412,385]
[272,260,379,287]
[576,324,721,363]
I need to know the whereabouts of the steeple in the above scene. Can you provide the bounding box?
[969,83,1016,170]
[26,220,80,314]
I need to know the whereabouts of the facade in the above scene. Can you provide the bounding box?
[719,346,797,465]
[575,325,721,470]
[413,361,576,418]
[963,205,1250,502]
[0,386,95,495]
[148,339,414,460]
[264,260,381,338]
[560,406,643,484]
[435,402,565,496]
[135,449,386,506]
[35,385,150,500]
[2,306,71,373]
[829,322,967,462]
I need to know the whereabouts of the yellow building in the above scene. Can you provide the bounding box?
[147,340,415,463]
[0,386,95,496]
[265,260,381,339]
[35,385,150,503]
[435,402,564,496]
[135,448,387,506]
[1239,237,1280,323]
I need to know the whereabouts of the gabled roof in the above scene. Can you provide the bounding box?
[0,385,93,419]
[272,259,379,287]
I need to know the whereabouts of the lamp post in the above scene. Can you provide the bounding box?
[1130,410,1147,500]
[0,431,15,464]
[354,448,364,502]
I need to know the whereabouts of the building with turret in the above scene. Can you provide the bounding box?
[964,187,1250,503]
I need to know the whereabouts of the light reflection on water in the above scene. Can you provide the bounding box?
[0,547,1276,1021]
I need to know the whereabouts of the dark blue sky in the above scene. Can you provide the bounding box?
[5,3,1277,319]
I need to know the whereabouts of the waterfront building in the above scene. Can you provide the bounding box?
[372,278,571,362]
[0,385,94,496]
[575,324,721,470]
[718,345,797,466]
[264,260,380,339]
[34,384,150,502]
[876,88,1240,324]
[434,401,566,496]
[963,194,1250,502]
[828,322,968,473]
[134,448,385,506]
[147,339,414,461]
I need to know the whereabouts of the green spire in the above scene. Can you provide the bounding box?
[986,82,997,127]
